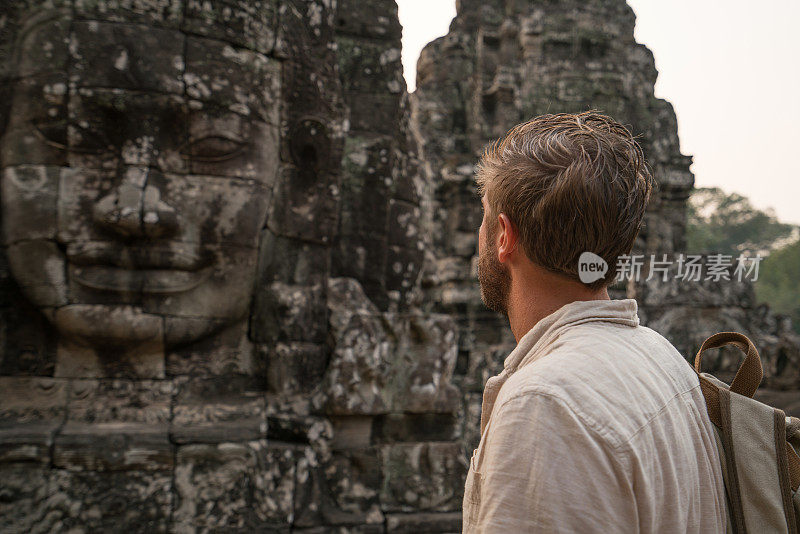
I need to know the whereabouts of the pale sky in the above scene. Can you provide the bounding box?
[397,0,800,225]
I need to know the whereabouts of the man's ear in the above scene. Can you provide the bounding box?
[496,213,518,263]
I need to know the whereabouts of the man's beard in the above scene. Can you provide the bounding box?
[477,238,512,315]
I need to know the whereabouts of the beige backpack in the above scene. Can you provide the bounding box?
[693,332,800,533]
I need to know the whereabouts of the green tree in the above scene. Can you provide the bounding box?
[687,187,796,257]
[755,238,800,334]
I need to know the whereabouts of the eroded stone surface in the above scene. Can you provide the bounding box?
[1,0,797,531]
[49,468,173,532]
[171,375,267,444]
[316,278,459,416]
[173,441,296,531]
[294,447,385,527]
[380,442,468,513]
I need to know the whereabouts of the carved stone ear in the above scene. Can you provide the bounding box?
[289,117,330,174]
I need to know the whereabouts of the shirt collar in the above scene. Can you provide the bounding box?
[479,298,640,436]
[503,298,640,373]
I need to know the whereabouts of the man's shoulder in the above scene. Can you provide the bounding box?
[496,322,700,448]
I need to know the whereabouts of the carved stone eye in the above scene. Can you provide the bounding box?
[181,135,247,162]
[33,122,68,151]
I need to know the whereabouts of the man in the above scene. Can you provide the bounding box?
[464,111,726,532]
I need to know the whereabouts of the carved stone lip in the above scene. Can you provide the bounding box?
[63,241,214,294]
[70,264,214,294]
[65,241,208,271]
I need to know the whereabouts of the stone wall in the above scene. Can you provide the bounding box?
[0,1,463,532]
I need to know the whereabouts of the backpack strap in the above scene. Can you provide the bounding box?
[694,332,763,399]
[788,416,800,492]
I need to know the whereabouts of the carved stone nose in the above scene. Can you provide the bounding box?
[93,166,178,239]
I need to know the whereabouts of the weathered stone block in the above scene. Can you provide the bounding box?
[49,468,173,532]
[74,0,183,27]
[12,12,71,77]
[266,414,333,459]
[336,36,404,94]
[391,156,421,207]
[261,342,329,395]
[382,313,460,414]
[335,0,402,40]
[385,245,424,301]
[386,512,463,533]
[645,306,751,374]
[56,166,109,244]
[65,89,188,172]
[255,282,328,344]
[0,464,58,533]
[346,93,403,135]
[67,378,172,424]
[171,375,266,444]
[320,278,460,415]
[372,414,460,444]
[173,441,296,530]
[0,296,57,375]
[252,232,330,344]
[166,319,254,376]
[0,376,68,423]
[387,199,422,249]
[331,234,388,307]
[6,240,67,308]
[1,463,170,532]
[53,422,172,471]
[52,305,165,378]
[267,164,340,245]
[184,112,280,181]
[463,342,509,393]
[186,36,281,124]
[319,280,391,415]
[0,76,68,167]
[330,415,373,450]
[69,21,184,94]
[275,0,337,62]
[339,136,394,238]
[461,392,483,454]
[183,0,278,55]
[380,442,467,513]
[0,423,57,463]
[635,256,756,309]
[255,229,330,284]
[294,447,384,527]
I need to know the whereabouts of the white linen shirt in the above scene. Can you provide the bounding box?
[462,298,726,533]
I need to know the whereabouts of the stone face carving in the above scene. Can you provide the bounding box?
[1,9,281,378]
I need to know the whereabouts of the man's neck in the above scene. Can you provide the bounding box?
[506,265,610,342]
